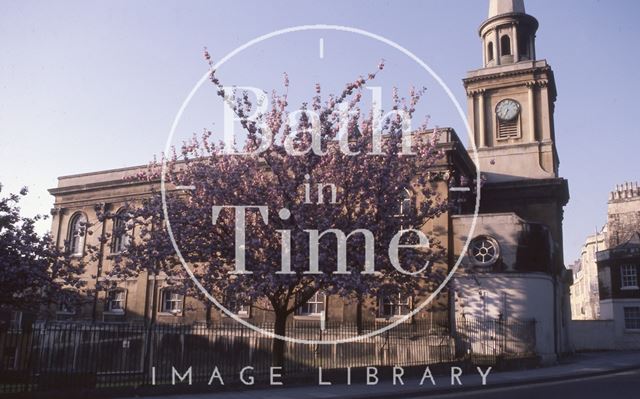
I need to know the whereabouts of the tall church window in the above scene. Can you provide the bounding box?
[68,212,87,256]
[518,34,530,59]
[395,188,413,231]
[500,35,511,56]
[111,209,130,254]
[399,188,412,216]
[487,42,494,61]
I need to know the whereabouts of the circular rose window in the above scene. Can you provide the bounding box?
[469,236,500,267]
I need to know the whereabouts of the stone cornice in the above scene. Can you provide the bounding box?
[478,12,539,36]
[48,178,156,197]
[463,64,553,86]
[48,128,477,201]
[480,177,570,207]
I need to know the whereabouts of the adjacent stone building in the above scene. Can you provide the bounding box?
[568,183,640,323]
[569,228,606,320]
[606,183,640,248]
[597,183,640,336]
[568,183,640,351]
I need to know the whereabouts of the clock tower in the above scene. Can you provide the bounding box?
[453,1,572,362]
[463,0,559,182]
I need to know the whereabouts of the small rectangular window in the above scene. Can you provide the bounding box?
[379,294,411,318]
[624,307,640,330]
[621,265,638,289]
[161,290,184,314]
[225,298,250,317]
[9,311,22,331]
[297,292,326,316]
[107,290,126,313]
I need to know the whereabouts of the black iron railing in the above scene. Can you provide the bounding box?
[0,317,536,395]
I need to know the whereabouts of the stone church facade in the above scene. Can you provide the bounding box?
[47,0,571,361]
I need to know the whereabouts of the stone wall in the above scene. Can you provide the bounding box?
[569,317,640,351]
[569,320,616,351]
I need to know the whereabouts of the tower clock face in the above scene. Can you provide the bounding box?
[495,99,521,121]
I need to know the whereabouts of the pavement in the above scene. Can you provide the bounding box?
[123,351,640,399]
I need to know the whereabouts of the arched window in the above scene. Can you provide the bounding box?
[518,34,529,59]
[68,213,87,256]
[395,188,413,232]
[487,42,494,61]
[111,209,130,254]
[501,35,512,56]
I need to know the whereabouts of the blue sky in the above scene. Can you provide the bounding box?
[0,0,638,263]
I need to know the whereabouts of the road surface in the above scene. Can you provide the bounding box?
[411,368,640,399]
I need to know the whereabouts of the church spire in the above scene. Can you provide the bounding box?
[464,0,559,182]
[488,0,525,18]
[480,0,538,67]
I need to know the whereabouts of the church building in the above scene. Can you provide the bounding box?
[47,0,571,362]
[451,0,571,362]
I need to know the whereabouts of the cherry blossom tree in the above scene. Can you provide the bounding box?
[0,184,86,316]
[108,55,451,366]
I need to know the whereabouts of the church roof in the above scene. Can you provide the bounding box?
[488,0,526,18]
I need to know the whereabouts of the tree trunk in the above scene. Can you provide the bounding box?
[356,297,363,334]
[205,303,213,328]
[272,310,288,369]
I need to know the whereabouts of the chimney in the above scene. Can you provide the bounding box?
[609,181,640,202]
